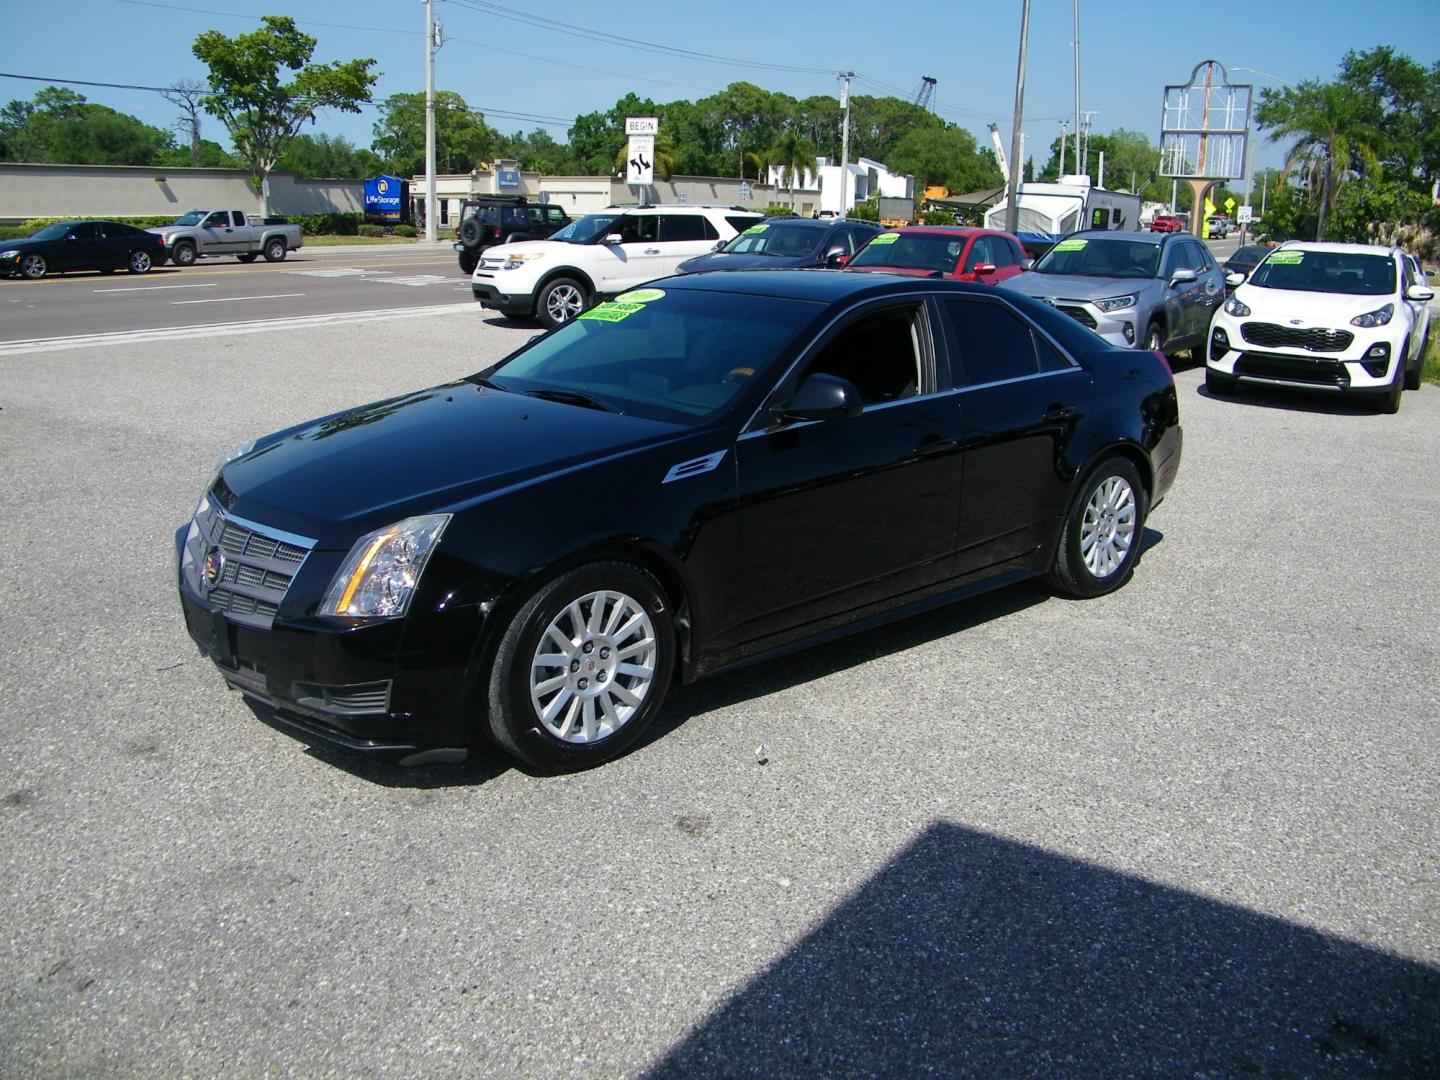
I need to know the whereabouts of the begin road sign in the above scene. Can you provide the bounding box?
[625,117,658,136]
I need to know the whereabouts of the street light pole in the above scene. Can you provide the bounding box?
[838,71,854,218]
[424,0,437,243]
[1004,0,1031,237]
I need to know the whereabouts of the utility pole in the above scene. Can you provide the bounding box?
[1058,118,1069,176]
[1080,109,1098,175]
[1072,0,1081,177]
[838,71,854,217]
[424,0,438,243]
[1003,0,1030,237]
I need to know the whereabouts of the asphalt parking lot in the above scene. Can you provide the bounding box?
[2,298,1437,1076]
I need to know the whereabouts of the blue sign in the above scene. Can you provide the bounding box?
[363,174,406,222]
[497,168,521,190]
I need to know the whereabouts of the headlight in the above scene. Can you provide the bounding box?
[322,514,451,618]
[1093,294,1137,313]
[1350,303,1393,328]
[502,252,545,270]
[1223,295,1251,317]
[0,249,19,259]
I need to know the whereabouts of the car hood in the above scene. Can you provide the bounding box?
[1231,284,1398,326]
[220,381,688,547]
[1000,271,1157,301]
[0,237,51,252]
[678,251,817,273]
[844,265,946,279]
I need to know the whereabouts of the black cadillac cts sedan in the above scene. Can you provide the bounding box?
[177,271,1182,771]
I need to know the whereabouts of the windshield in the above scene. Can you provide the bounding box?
[479,288,816,424]
[171,211,207,226]
[549,213,623,244]
[1247,250,1396,295]
[849,232,964,273]
[1231,245,1269,264]
[721,223,823,257]
[1033,237,1160,279]
[30,222,78,240]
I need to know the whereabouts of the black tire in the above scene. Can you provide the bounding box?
[1047,455,1148,599]
[486,562,676,772]
[1143,321,1164,354]
[171,241,197,267]
[536,276,588,329]
[1205,366,1236,395]
[458,250,478,275]
[262,238,286,263]
[459,219,483,248]
[127,250,152,274]
[236,252,259,264]
[1404,333,1423,391]
[19,253,47,280]
[1377,359,1403,414]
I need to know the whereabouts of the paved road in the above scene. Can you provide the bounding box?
[1,284,1437,1077]
[0,243,470,347]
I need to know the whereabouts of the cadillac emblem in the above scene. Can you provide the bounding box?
[202,547,225,589]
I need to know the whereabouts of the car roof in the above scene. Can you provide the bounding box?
[659,268,1002,304]
[1069,229,1166,246]
[1275,240,1398,257]
[886,226,985,237]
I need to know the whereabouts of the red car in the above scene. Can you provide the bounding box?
[844,226,1029,284]
[1150,214,1185,233]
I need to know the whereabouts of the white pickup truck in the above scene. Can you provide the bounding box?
[148,210,304,266]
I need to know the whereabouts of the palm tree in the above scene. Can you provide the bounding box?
[769,130,817,211]
[1256,80,1386,240]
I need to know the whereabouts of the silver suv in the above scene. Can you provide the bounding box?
[998,230,1226,355]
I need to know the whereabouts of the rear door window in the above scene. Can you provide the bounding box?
[939,298,1069,387]
[659,215,710,242]
[232,211,246,227]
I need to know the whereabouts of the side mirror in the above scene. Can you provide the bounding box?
[1225,271,1246,287]
[604,233,624,245]
[823,246,847,267]
[712,240,726,251]
[778,373,864,421]
[1020,258,1035,271]
[972,263,997,276]
[1169,268,1198,286]
[1407,284,1435,302]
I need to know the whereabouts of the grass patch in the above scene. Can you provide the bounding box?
[303,234,422,246]
[1424,327,1440,386]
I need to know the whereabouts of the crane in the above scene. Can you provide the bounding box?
[912,76,937,112]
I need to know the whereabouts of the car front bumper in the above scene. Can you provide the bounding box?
[1206,314,1402,392]
[471,280,535,317]
[1033,297,1142,349]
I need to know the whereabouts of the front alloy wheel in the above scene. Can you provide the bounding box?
[20,253,47,279]
[537,277,587,329]
[487,562,674,771]
[128,250,152,274]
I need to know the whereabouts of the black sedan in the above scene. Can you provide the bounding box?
[1,220,168,279]
[1223,244,1271,286]
[676,217,881,273]
[177,271,1183,772]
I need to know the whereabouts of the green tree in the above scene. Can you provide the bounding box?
[193,15,376,209]
[155,138,238,168]
[1255,79,1386,240]
[768,129,817,209]
[887,125,998,195]
[1337,46,1439,185]
[0,86,174,165]
[276,132,382,178]
[493,128,582,175]
[372,90,497,177]
[697,82,792,179]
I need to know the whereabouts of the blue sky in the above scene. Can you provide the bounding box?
[4,0,1437,180]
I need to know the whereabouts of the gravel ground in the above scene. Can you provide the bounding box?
[1,312,1436,1077]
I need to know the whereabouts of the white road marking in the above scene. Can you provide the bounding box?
[287,267,395,278]
[93,283,219,294]
[172,293,307,305]
[368,275,454,287]
[0,302,478,356]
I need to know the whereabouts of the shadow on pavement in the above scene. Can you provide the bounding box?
[1195,381,1397,415]
[648,822,1440,1078]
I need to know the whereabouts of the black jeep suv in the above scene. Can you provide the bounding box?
[454,195,571,274]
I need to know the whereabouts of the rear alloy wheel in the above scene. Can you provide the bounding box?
[19,253,47,280]
[127,250,152,274]
[263,238,286,263]
[537,277,588,329]
[171,241,197,267]
[1047,456,1147,598]
[487,562,675,772]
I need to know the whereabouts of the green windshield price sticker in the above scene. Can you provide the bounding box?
[614,288,665,303]
[742,225,768,235]
[578,302,644,322]
[870,232,900,245]
[1267,251,1304,265]
[1053,238,1088,252]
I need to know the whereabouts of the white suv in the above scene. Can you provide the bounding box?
[1206,242,1434,413]
[470,205,763,329]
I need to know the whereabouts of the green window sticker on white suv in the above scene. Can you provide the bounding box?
[1266,251,1304,265]
[1053,238,1088,252]
[613,288,666,304]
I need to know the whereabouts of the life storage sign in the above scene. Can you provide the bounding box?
[364,175,407,222]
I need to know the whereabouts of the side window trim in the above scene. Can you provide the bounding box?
[742,296,938,435]
[931,293,1082,391]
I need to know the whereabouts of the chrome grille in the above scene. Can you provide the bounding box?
[182,497,315,630]
[1056,304,1098,329]
[1241,322,1354,353]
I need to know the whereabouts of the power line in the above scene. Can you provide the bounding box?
[0,71,212,95]
[445,37,717,97]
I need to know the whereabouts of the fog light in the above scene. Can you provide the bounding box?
[1359,342,1390,377]
[1210,328,1229,361]
[1122,322,1135,345]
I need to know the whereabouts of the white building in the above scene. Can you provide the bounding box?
[765,156,913,216]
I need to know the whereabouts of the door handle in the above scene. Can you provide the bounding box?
[1044,404,1079,422]
[913,437,961,458]
[644,247,661,254]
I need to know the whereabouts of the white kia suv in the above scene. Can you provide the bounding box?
[470,205,763,329]
[1206,242,1434,413]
